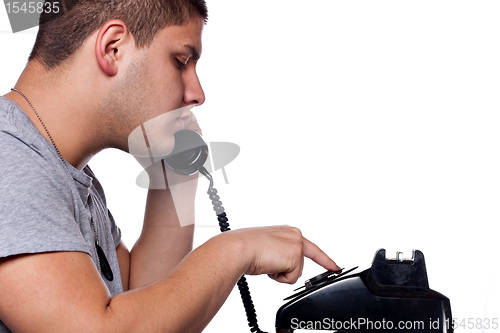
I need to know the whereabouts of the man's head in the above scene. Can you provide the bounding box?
[29,0,208,68]
[13,0,208,163]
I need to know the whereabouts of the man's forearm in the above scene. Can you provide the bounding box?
[0,225,338,333]
[109,233,245,333]
[130,183,196,289]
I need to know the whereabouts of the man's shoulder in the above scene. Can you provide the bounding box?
[0,96,65,173]
[0,98,76,210]
[0,96,40,150]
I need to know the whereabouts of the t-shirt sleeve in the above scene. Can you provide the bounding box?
[0,133,90,259]
[107,210,122,248]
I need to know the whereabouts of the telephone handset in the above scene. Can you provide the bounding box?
[163,130,209,176]
[163,130,268,333]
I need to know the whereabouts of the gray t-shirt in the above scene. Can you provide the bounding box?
[0,96,123,332]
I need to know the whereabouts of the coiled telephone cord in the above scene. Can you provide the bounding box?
[200,168,268,333]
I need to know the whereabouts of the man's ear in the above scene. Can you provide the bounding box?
[95,20,131,76]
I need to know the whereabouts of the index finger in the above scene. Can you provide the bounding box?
[302,236,340,271]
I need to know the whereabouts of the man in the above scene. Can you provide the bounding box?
[0,0,339,331]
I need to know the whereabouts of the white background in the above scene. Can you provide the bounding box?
[1,1,499,332]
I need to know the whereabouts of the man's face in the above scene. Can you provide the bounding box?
[104,17,205,157]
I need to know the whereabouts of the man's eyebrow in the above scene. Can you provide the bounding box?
[184,44,201,61]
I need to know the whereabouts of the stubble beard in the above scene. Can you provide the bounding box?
[99,59,153,153]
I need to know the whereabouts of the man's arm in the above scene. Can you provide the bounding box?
[126,113,201,289]
[126,170,199,289]
[0,226,339,333]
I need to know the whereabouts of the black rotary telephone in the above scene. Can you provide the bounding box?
[164,130,453,333]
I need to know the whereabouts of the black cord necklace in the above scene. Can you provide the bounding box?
[10,87,113,281]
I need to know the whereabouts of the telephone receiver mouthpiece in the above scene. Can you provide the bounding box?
[163,130,209,176]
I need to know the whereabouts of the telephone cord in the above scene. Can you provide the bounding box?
[200,168,268,333]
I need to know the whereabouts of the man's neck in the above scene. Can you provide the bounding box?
[4,60,109,170]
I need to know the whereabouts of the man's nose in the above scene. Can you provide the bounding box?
[183,72,205,106]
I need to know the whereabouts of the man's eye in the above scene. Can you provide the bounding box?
[175,58,187,69]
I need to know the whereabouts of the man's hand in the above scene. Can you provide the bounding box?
[133,108,202,190]
[210,226,340,284]
[132,107,201,170]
